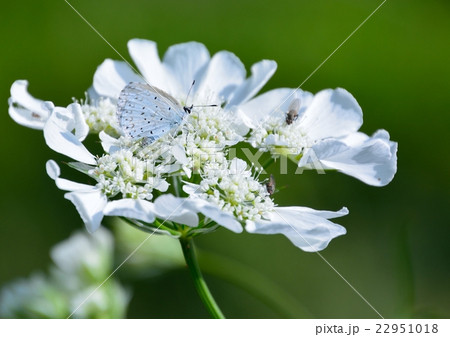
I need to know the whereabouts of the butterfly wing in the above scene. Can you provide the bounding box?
[117,82,186,142]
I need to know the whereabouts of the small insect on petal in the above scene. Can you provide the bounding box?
[286,98,301,125]
[266,174,276,195]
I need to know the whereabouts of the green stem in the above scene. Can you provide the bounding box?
[172,175,181,197]
[179,237,225,319]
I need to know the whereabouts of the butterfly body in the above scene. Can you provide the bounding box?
[117,82,189,143]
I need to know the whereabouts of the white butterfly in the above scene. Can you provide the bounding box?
[116,82,192,144]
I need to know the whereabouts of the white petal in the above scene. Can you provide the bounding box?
[283,206,349,219]
[238,88,312,128]
[187,198,243,233]
[46,160,94,191]
[299,130,398,186]
[182,182,199,195]
[163,41,210,97]
[229,158,248,175]
[127,39,168,91]
[10,80,46,113]
[46,159,60,180]
[265,134,289,146]
[8,80,52,129]
[246,207,348,252]
[103,199,156,224]
[154,179,169,192]
[65,190,108,233]
[67,103,89,141]
[227,106,250,136]
[99,131,121,153]
[301,88,363,140]
[227,60,277,106]
[153,194,199,227]
[183,166,192,179]
[93,59,142,99]
[46,103,88,141]
[43,107,96,165]
[171,144,188,165]
[196,51,246,103]
[86,85,100,101]
[178,185,242,233]
[338,131,368,147]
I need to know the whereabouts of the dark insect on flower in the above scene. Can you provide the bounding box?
[266,174,276,195]
[286,98,301,125]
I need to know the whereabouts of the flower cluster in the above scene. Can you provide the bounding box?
[185,158,275,222]
[0,228,129,318]
[81,97,120,135]
[8,39,397,252]
[92,146,169,200]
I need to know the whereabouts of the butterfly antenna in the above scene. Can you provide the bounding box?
[193,104,218,108]
[185,80,195,106]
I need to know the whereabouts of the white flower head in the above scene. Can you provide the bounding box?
[183,158,275,222]
[240,88,398,186]
[8,38,398,253]
[0,273,67,318]
[0,228,130,318]
[50,227,114,284]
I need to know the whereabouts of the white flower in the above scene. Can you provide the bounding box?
[43,103,170,233]
[239,87,397,186]
[50,227,114,284]
[68,281,129,319]
[50,228,130,319]
[42,105,181,234]
[183,158,274,222]
[0,273,67,318]
[0,228,130,318]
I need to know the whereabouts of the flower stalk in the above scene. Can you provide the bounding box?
[179,237,225,319]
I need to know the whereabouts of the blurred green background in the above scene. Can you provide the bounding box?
[1,0,449,318]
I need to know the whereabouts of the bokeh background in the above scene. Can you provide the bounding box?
[0,0,449,318]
